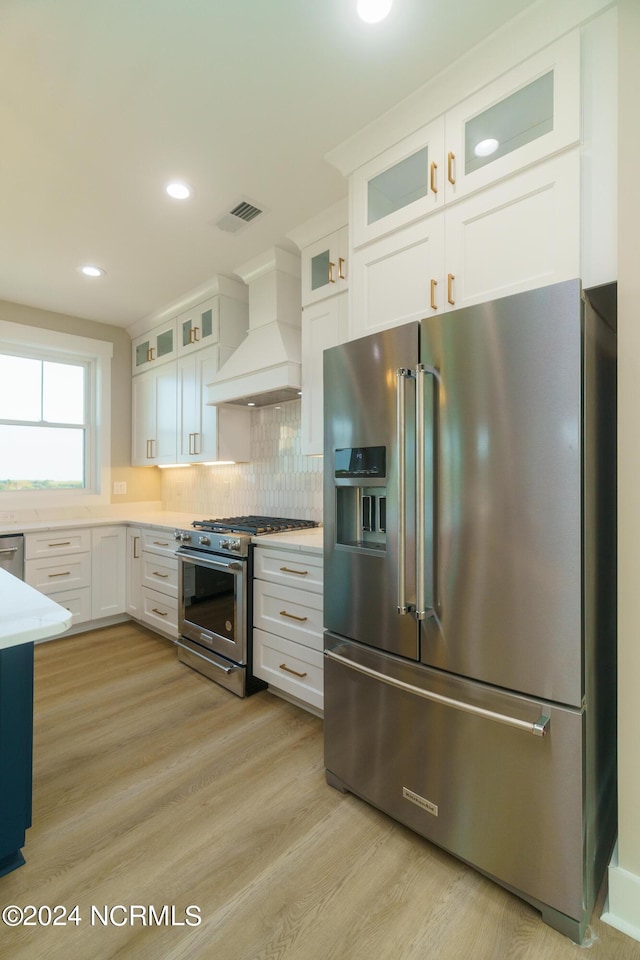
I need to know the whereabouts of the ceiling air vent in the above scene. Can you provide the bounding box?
[214,199,265,233]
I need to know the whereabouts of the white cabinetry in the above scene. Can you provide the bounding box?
[300,226,349,306]
[131,318,177,373]
[351,151,580,336]
[25,526,126,630]
[350,33,580,249]
[131,364,177,465]
[177,345,250,463]
[136,529,179,639]
[176,289,248,357]
[126,527,142,618]
[288,201,350,456]
[24,528,92,630]
[253,546,324,714]
[91,526,126,619]
[301,294,348,454]
[345,31,584,340]
[130,277,250,468]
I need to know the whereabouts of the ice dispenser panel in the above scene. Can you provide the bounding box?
[335,447,386,552]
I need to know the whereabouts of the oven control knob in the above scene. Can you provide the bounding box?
[173,530,181,540]
[228,538,241,552]
[220,539,230,549]
[181,532,192,542]
[199,536,210,546]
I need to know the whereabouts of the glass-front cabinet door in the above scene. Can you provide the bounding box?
[131,319,177,373]
[444,31,580,201]
[302,227,348,306]
[177,297,219,355]
[351,119,444,248]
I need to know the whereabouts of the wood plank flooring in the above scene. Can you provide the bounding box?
[0,622,637,960]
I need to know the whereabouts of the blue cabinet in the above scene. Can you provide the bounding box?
[0,642,34,876]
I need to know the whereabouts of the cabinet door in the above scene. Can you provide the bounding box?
[126,527,142,618]
[444,32,580,203]
[351,119,444,248]
[177,297,220,356]
[177,346,250,463]
[131,366,177,465]
[443,151,580,312]
[91,527,126,619]
[131,370,157,466]
[301,227,348,306]
[132,319,177,372]
[350,214,445,339]
[301,293,348,455]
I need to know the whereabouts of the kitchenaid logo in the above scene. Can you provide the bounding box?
[403,787,438,816]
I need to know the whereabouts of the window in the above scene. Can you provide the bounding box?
[0,320,112,506]
[0,353,89,491]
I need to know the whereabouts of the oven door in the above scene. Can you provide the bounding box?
[178,550,247,665]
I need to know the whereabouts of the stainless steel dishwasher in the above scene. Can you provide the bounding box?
[0,534,24,579]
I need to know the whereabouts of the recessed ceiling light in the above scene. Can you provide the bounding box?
[474,138,500,158]
[357,0,393,23]
[79,265,105,278]
[166,181,191,200]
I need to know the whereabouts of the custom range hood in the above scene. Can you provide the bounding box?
[206,247,301,407]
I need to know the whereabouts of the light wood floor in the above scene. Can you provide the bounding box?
[0,622,638,960]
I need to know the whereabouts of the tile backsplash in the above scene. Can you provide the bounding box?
[161,400,323,520]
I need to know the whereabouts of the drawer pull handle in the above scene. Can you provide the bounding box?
[152,571,169,578]
[152,608,168,617]
[280,566,309,576]
[280,610,308,622]
[48,571,71,578]
[49,541,71,547]
[279,663,308,678]
[153,541,169,547]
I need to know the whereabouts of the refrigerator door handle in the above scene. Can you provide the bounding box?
[415,363,439,620]
[324,648,551,738]
[396,367,413,615]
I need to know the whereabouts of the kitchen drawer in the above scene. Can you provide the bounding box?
[253,580,323,650]
[49,587,92,627]
[25,554,91,595]
[140,528,179,557]
[253,628,323,712]
[141,552,179,598]
[140,586,179,638]
[25,528,92,559]
[254,547,323,594]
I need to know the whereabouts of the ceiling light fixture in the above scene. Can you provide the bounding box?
[166,181,191,200]
[474,138,500,158]
[79,265,105,278]
[357,0,393,23]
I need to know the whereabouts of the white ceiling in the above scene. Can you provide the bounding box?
[0,0,536,329]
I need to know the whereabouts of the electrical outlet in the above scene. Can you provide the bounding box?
[112,481,127,495]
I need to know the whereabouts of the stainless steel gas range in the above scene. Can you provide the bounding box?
[174,516,318,697]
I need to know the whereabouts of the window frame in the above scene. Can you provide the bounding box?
[0,319,112,509]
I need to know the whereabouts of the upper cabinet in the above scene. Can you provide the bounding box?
[350,32,581,249]
[176,290,248,357]
[131,318,177,373]
[301,226,349,306]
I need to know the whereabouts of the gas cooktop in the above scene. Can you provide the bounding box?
[191,516,319,536]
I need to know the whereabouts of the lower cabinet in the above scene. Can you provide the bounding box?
[25,526,127,633]
[0,643,33,877]
[91,527,126,619]
[134,529,179,640]
[253,546,324,714]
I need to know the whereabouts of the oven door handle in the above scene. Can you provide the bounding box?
[178,552,244,574]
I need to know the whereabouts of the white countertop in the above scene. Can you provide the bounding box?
[0,568,72,649]
[252,527,323,554]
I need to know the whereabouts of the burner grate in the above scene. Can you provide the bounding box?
[192,516,319,536]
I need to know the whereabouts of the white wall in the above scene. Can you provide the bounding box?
[603,0,640,941]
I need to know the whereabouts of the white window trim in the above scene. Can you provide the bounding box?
[0,319,112,509]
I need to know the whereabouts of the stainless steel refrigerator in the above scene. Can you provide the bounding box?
[323,279,616,943]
